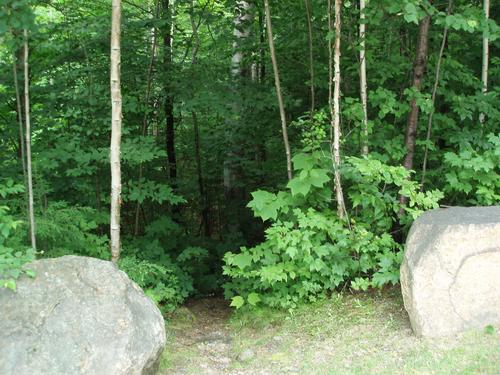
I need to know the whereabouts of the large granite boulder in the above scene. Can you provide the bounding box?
[401,206,500,337]
[0,256,166,375]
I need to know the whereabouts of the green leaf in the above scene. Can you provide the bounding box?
[287,178,311,196]
[403,3,419,24]
[484,325,495,335]
[309,168,330,188]
[232,253,253,270]
[247,292,261,306]
[4,279,16,291]
[230,296,245,309]
[292,153,315,171]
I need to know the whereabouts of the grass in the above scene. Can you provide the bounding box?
[159,288,500,374]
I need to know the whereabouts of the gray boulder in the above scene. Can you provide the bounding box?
[401,206,500,337]
[0,255,166,375]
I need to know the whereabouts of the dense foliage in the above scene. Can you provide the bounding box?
[0,0,498,311]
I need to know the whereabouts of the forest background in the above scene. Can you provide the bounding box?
[0,0,498,312]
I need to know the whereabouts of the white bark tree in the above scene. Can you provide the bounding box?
[23,29,36,251]
[223,0,253,194]
[328,0,347,219]
[479,0,489,124]
[304,0,315,115]
[110,0,122,262]
[359,0,369,155]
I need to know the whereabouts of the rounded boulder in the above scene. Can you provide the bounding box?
[401,206,500,337]
[0,255,166,375]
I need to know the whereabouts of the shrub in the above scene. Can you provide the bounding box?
[0,180,35,290]
[223,152,442,310]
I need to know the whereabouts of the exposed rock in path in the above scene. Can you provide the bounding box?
[401,206,500,337]
[0,256,166,375]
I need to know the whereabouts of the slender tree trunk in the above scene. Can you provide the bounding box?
[23,29,36,251]
[328,0,347,219]
[134,0,160,236]
[190,0,210,236]
[421,0,452,188]
[399,13,431,208]
[110,0,122,262]
[222,1,253,237]
[359,0,369,155]
[224,0,252,196]
[163,0,177,181]
[264,0,292,181]
[258,8,266,83]
[12,49,27,192]
[479,0,489,124]
[304,0,315,115]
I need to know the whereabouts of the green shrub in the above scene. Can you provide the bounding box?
[35,202,109,259]
[0,180,35,291]
[223,152,442,310]
[119,255,194,313]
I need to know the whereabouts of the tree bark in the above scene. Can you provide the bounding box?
[328,0,347,219]
[190,0,210,236]
[264,0,293,181]
[359,0,369,155]
[110,0,122,262]
[163,0,177,182]
[224,0,252,196]
[134,0,160,236]
[304,0,315,115]
[421,0,452,189]
[12,48,27,196]
[399,13,431,207]
[23,29,37,251]
[479,0,489,124]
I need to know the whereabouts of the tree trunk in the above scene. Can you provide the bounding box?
[328,0,347,219]
[479,0,489,124]
[359,0,369,155]
[399,13,431,207]
[162,0,177,182]
[23,29,37,251]
[190,0,210,237]
[264,0,293,181]
[421,0,452,189]
[110,0,122,262]
[258,8,266,83]
[304,0,315,115]
[12,48,27,198]
[134,0,160,236]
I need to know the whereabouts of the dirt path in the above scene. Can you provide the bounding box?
[164,298,236,374]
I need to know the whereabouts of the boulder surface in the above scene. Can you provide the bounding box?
[401,206,500,337]
[0,255,166,375]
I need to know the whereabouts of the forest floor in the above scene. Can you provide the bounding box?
[158,288,500,375]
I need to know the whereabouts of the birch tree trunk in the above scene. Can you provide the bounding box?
[328,0,347,219]
[359,0,369,155]
[224,0,252,194]
[304,0,315,115]
[23,29,36,251]
[110,0,122,262]
[399,13,431,208]
[479,0,489,124]
[264,0,293,181]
